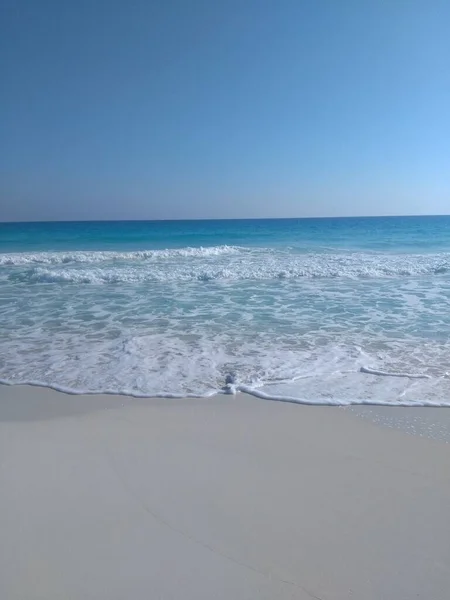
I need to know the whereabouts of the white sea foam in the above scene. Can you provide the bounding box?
[1,316,450,406]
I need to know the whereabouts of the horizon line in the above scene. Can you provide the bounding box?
[1,214,450,225]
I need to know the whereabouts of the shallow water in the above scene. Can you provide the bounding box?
[1,216,450,405]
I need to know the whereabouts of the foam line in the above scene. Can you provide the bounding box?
[0,379,217,399]
[360,366,431,379]
[237,385,448,407]
[1,379,448,408]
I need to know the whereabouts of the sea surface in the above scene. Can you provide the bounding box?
[1,216,450,406]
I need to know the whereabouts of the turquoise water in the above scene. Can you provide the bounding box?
[2,216,450,253]
[1,216,450,405]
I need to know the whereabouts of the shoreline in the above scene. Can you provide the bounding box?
[2,385,450,599]
[2,379,450,408]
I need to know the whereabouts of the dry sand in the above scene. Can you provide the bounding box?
[1,385,450,600]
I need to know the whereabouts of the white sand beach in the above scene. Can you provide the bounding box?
[1,385,450,600]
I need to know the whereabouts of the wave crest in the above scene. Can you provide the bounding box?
[2,245,450,284]
[4,251,450,284]
[0,245,244,266]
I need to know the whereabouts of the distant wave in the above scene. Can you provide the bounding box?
[0,245,245,266]
[3,250,450,283]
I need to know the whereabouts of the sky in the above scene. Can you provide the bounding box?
[1,0,449,221]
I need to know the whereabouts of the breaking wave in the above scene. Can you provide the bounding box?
[3,249,450,284]
[0,245,244,266]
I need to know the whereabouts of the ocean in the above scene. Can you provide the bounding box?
[1,216,450,406]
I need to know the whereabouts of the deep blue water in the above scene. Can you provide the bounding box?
[1,216,450,405]
[2,215,450,253]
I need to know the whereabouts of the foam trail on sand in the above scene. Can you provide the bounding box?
[0,379,218,399]
[1,378,450,408]
[237,385,450,407]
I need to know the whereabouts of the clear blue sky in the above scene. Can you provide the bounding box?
[1,0,449,221]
